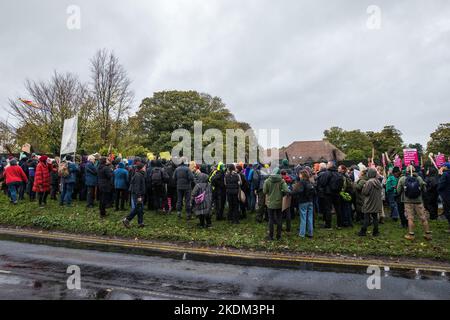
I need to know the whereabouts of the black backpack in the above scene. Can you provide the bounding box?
[405,176,421,199]
[151,168,163,186]
[328,172,344,194]
[304,180,315,199]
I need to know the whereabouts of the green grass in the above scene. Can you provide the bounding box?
[0,195,449,261]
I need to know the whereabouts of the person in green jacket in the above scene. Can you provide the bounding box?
[397,166,431,241]
[263,168,290,241]
[385,167,401,222]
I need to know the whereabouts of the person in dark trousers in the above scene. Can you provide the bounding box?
[50,160,59,200]
[210,162,226,221]
[224,164,241,224]
[113,162,129,211]
[438,163,450,233]
[358,168,382,237]
[280,170,293,232]
[386,167,401,222]
[149,160,169,213]
[263,168,290,241]
[173,157,194,219]
[59,155,79,207]
[85,155,98,208]
[123,162,146,228]
[164,161,177,213]
[97,157,113,218]
[4,158,28,204]
[236,165,249,219]
[27,156,38,202]
[423,167,439,220]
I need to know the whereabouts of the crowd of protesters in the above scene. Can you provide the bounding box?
[1,153,450,242]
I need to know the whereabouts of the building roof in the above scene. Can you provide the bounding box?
[279,140,346,164]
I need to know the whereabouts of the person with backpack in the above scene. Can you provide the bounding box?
[397,165,431,241]
[423,166,439,220]
[263,167,290,241]
[33,155,52,208]
[123,162,146,228]
[246,164,257,212]
[224,164,241,224]
[173,157,195,220]
[164,161,177,214]
[149,160,169,213]
[292,170,315,238]
[4,158,28,205]
[145,160,155,211]
[338,165,354,228]
[85,155,98,208]
[317,162,343,229]
[358,168,382,237]
[438,163,450,233]
[191,169,213,228]
[59,155,79,207]
[27,156,38,202]
[113,162,129,211]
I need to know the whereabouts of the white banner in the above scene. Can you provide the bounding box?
[60,116,78,156]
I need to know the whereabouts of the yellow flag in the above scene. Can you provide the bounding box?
[147,152,155,160]
[160,151,171,160]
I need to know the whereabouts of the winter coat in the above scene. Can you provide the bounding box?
[5,163,28,185]
[291,178,314,204]
[129,169,146,197]
[191,173,212,216]
[113,164,129,190]
[32,161,51,193]
[97,164,113,193]
[263,174,290,210]
[316,169,330,197]
[173,164,194,190]
[354,174,368,212]
[362,171,383,214]
[224,171,241,195]
[85,162,98,187]
[397,173,426,204]
[438,170,450,202]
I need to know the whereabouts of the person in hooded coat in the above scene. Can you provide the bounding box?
[191,171,213,228]
[33,155,51,208]
[358,168,382,237]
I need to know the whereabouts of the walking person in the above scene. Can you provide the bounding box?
[358,168,382,237]
[4,158,28,205]
[397,166,432,241]
[97,157,113,218]
[263,168,290,241]
[33,155,51,208]
[123,162,146,228]
[113,162,129,211]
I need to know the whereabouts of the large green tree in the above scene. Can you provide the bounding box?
[136,91,251,156]
[427,123,450,155]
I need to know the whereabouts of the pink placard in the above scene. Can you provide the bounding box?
[403,149,419,166]
[436,154,446,167]
[394,155,403,169]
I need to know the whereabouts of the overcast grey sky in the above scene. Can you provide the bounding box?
[1,0,449,148]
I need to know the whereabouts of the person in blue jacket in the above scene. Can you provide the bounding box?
[85,155,98,208]
[60,155,80,206]
[114,162,129,211]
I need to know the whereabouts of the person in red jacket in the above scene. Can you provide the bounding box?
[33,155,51,208]
[5,158,28,204]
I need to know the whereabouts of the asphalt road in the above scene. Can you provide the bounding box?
[0,240,448,300]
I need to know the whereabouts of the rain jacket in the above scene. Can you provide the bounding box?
[263,174,290,210]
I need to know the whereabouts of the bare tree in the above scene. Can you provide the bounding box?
[90,49,134,147]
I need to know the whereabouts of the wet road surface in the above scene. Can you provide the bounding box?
[0,240,448,300]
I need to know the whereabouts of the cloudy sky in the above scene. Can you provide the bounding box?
[1,0,449,148]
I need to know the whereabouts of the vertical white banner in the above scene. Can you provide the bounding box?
[60,116,78,155]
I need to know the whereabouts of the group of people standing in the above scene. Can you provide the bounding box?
[1,153,449,242]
